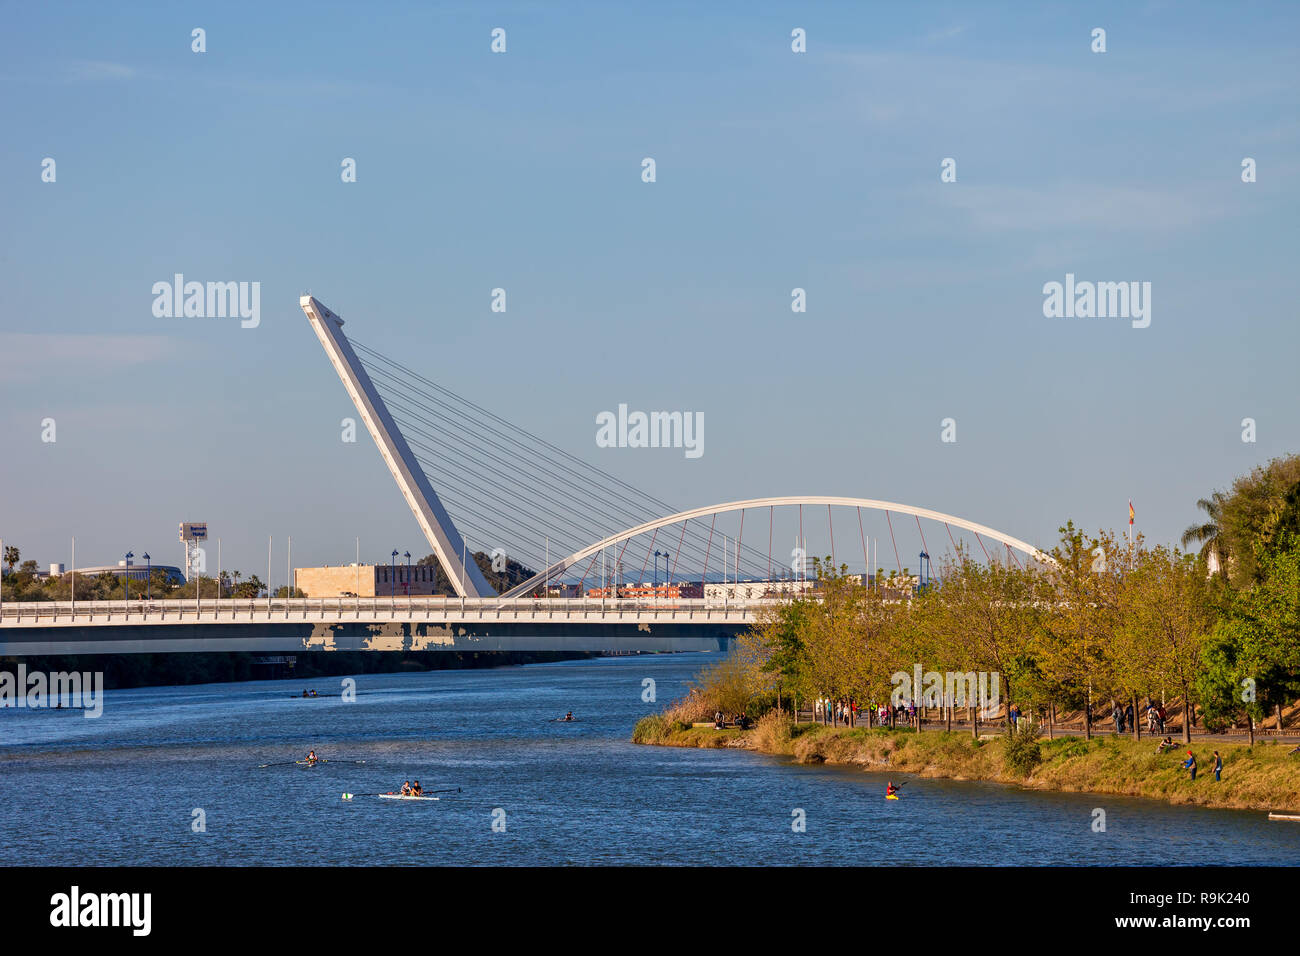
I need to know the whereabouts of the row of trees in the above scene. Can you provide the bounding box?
[711,455,1300,744]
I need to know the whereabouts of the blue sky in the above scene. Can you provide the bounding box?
[2,1,1297,585]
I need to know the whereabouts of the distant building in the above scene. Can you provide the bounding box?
[586,582,703,599]
[47,560,185,584]
[703,579,815,601]
[294,563,448,598]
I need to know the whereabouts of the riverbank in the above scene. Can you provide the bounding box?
[633,714,1300,813]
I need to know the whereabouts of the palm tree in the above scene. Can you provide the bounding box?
[1181,492,1229,576]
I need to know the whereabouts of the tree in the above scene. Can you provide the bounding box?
[1038,523,1124,739]
[1181,491,1229,577]
[1116,546,1214,743]
[3,545,18,575]
[1217,454,1300,586]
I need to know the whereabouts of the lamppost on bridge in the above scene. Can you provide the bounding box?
[143,552,151,600]
[124,551,133,599]
[654,550,670,593]
[404,551,411,598]
[919,551,931,591]
[391,550,398,597]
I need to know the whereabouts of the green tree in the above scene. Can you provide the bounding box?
[1181,491,1229,578]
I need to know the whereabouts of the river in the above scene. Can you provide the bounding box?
[1,652,1296,865]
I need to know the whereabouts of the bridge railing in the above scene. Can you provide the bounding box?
[0,595,784,624]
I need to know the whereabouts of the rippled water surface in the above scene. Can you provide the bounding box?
[1,653,1296,865]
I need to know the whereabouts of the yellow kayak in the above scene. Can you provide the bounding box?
[886,793,899,800]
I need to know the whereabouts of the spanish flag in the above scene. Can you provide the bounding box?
[1129,500,1135,526]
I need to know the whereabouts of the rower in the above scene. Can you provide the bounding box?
[411,780,422,796]
[400,780,411,796]
[564,711,574,722]
[301,689,309,698]
[306,750,318,766]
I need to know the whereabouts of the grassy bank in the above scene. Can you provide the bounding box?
[632,714,1300,812]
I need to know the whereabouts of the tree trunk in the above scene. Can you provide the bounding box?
[1181,690,1191,744]
[1277,703,1285,733]
[972,706,979,740]
[1132,694,1140,741]
[1084,688,1092,741]
[1048,701,1055,741]
[945,702,952,733]
[1247,713,1255,746]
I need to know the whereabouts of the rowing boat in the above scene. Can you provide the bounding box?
[1267,812,1300,823]
[377,793,439,801]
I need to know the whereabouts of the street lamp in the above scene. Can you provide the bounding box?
[391,550,398,597]
[404,551,411,597]
[143,552,151,600]
[124,551,133,599]
[654,551,670,593]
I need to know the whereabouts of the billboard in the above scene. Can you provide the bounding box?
[179,522,208,541]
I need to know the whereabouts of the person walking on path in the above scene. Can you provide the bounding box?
[1213,751,1222,782]
[1125,703,1134,734]
[1183,750,1197,781]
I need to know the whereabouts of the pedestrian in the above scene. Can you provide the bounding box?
[1125,702,1134,733]
[1113,704,1123,735]
[1182,750,1197,781]
[1146,701,1156,734]
[1156,705,1166,735]
[1213,750,1222,782]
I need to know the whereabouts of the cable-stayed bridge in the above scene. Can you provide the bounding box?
[0,296,1050,656]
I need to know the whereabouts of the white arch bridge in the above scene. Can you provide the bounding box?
[0,298,1052,656]
[0,494,1050,657]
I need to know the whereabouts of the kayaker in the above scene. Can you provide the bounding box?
[886,782,898,797]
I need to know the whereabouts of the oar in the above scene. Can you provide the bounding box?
[256,759,303,768]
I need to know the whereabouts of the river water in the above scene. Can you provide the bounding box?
[1,652,1295,866]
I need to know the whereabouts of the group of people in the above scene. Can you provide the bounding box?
[398,780,424,797]
[812,698,860,725]
[713,711,751,729]
[1109,700,1170,735]
[300,689,319,698]
[1179,750,1224,782]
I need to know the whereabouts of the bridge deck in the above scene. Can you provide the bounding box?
[0,598,761,656]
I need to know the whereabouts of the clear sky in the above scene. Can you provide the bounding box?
[2,1,1297,586]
